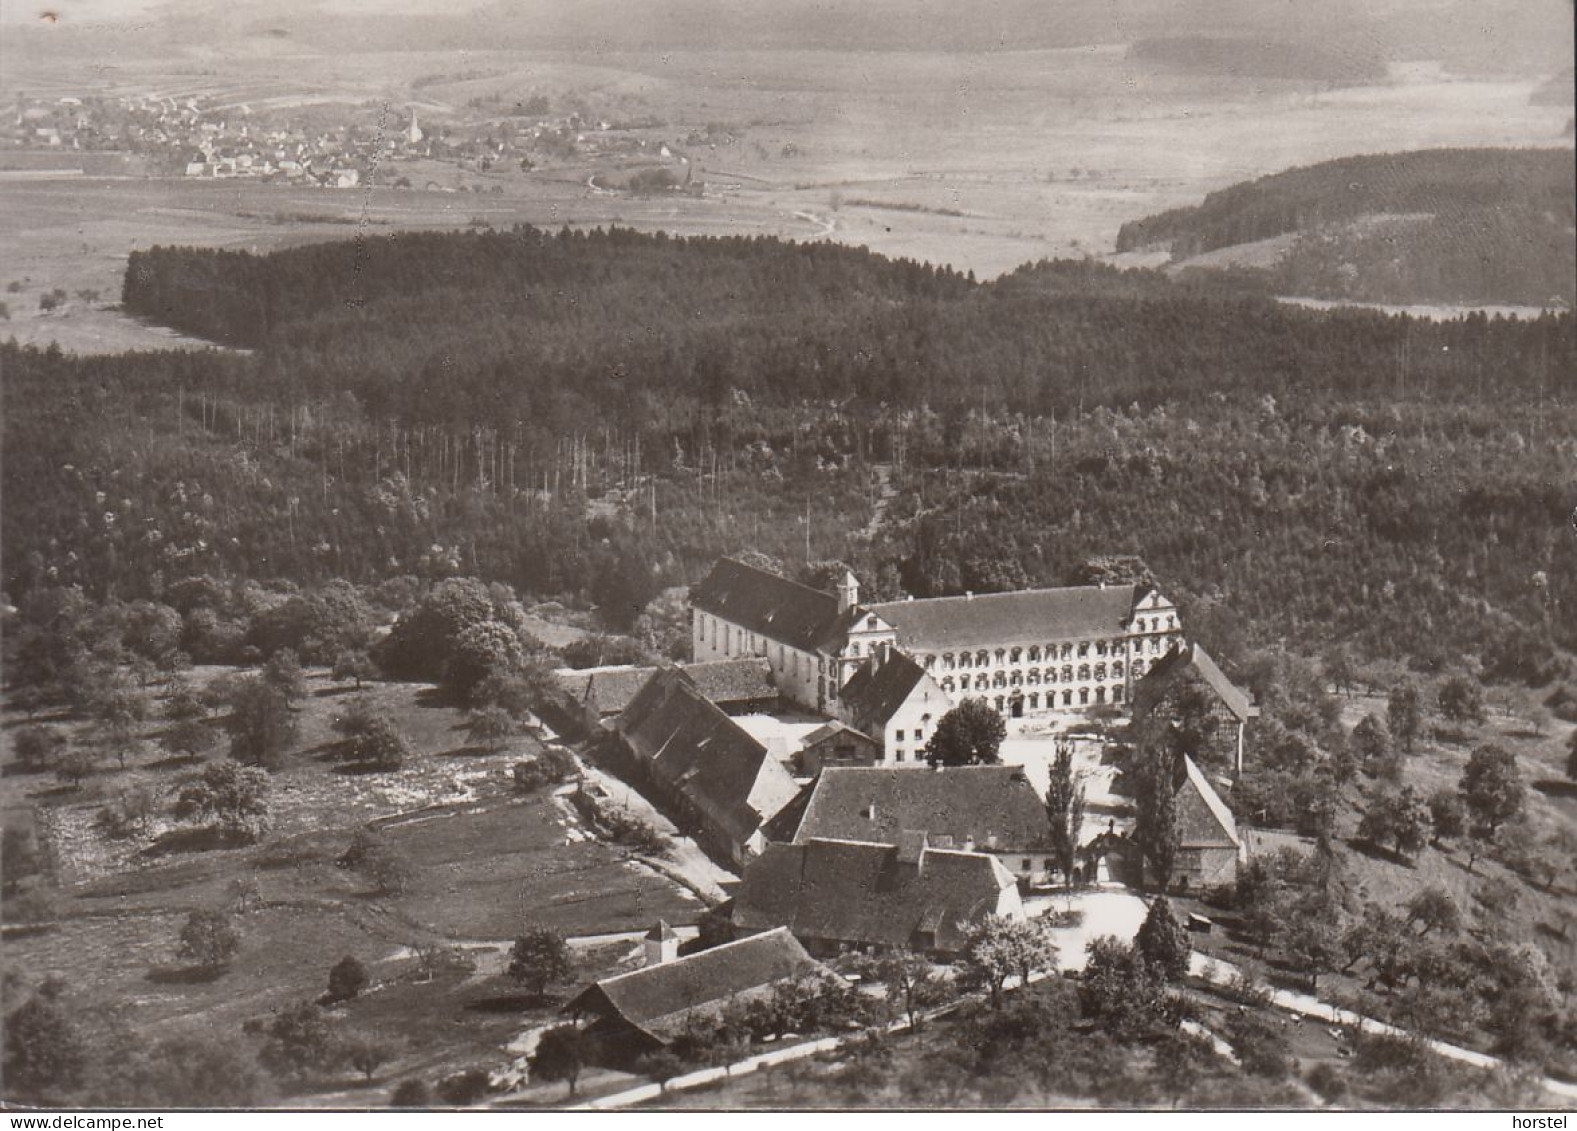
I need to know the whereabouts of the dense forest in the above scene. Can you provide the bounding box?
[1114,148,1576,306]
[5,227,1574,677]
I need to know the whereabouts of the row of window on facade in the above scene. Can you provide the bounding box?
[916,634,1174,673]
[937,660,1139,693]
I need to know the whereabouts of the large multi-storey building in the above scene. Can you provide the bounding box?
[689,556,1185,723]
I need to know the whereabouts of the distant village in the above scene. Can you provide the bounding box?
[3,91,730,191]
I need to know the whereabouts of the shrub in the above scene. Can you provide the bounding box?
[390,1079,429,1107]
[1226,1012,1292,1078]
[96,786,156,839]
[1305,1062,1348,1103]
[339,829,414,895]
[435,1067,494,1106]
[328,955,370,1002]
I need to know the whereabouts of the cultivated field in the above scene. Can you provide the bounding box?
[0,666,703,1101]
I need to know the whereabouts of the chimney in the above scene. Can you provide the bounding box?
[642,920,679,966]
[837,570,859,614]
[861,801,878,821]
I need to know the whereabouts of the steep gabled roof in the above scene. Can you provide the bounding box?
[690,558,844,653]
[786,765,1054,851]
[617,669,800,847]
[866,585,1142,651]
[732,839,1015,953]
[1177,755,1240,850]
[583,666,658,717]
[565,927,829,1043]
[682,657,778,706]
[800,720,879,751]
[838,653,935,735]
[1136,642,1258,723]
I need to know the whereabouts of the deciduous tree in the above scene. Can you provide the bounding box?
[177,907,240,971]
[1387,681,1423,754]
[1436,673,1485,727]
[1459,743,1524,836]
[1357,786,1429,858]
[225,676,298,768]
[259,1002,337,1081]
[507,927,574,998]
[530,1025,594,1097]
[3,995,86,1100]
[174,761,271,841]
[923,698,1005,767]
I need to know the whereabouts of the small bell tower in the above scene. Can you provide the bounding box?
[643,920,679,967]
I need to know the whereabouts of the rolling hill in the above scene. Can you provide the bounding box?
[1115,148,1577,307]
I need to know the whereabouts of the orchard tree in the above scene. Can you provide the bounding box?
[262,648,308,704]
[3,994,86,1100]
[13,725,63,773]
[957,916,1016,1009]
[997,916,1059,988]
[1387,681,1423,754]
[1357,787,1429,859]
[1283,907,1343,993]
[225,676,298,768]
[1350,713,1393,777]
[923,698,1005,767]
[1323,646,1358,698]
[530,1025,594,1097]
[259,1002,337,1082]
[1404,887,1461,937]
[878,948,944,1031]
[1436,674,1485,727]
[1135,896,1190,981]
[507,927,575,998]
[161,717,218,763]
[349,718,411,772]
[55,747,99,789]
[1427,789,1466,844]
[177,907,240,971]
[339,1033,396,1082]
[174,761,271,841]
[1044,739,1086,888]
[1459,744,1525,836]
[332,649,377,690]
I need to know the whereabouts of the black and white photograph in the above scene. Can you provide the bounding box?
[0,0,1573,1114]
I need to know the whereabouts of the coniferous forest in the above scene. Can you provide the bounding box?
[6,225,1575,675]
